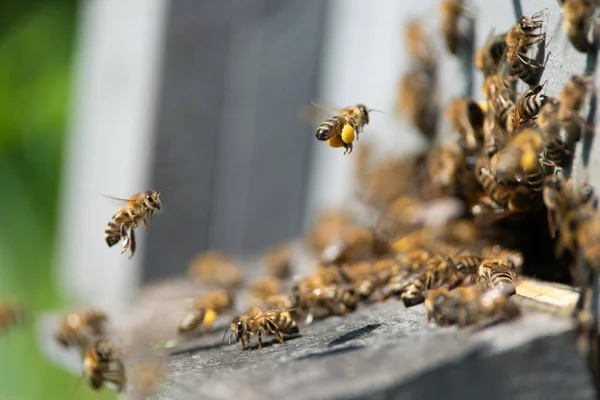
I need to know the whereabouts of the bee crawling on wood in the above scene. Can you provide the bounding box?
[104,190,162,258]
[425,285,520,328]
[229,308,299,350]
[55,308,108,352]
[82,338,126,392]
[178,289,234,335]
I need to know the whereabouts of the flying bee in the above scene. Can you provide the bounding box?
[505,11,546,85]
[262,243,293,279]
[315,104,376,155]
[440,0,469,55]
[82,339,126,392]
[178,289,234,334]
[104,190,161,258]
[187,251,245,289]
[445,97,485,153]
[478,259,518,296]
[55,308,108,351]
[562,0,596,53]
[425,285,520,327]
[248,275,283,308]
[230,308,299,350]
[510,83,550,133]
[0,303,24,332]
[490,127,543,182]
[475,31,508,75]
[559,74,591,144]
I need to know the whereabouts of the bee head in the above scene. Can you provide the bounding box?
[231,319,245,341]
[357,104,370,124]
[145,190,162,210]
[94,339,115,360]
[519,17,537,33]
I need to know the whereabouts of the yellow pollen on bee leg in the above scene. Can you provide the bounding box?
[327,135,345,148]
[341,124,355,144]
[203,309,217,326]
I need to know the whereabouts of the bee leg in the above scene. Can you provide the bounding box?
[246,333,251,349]
[120,226,130,255]
[275,331,285,344]
[128,228,136,259]
[142,218,148,228]
[239,337,246,350]
[257,329,263,349]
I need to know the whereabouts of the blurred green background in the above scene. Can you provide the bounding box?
[0,1,113,398]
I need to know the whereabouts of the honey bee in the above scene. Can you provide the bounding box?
[510,83,550,132]
[55,308,107,351]
[104,190,161,258]
[490,127,543,182]
[82,339,126,392]
[521,146,546,193]
[315,104,374,155]
[538,99,571,172]
[562,0,597,53]
[320,226,374,265]
[262,243,293,279]
[305,209,356,253]
[230,308,299,350]
[475,32,508,75]
[445,97,485,153]
[448,254,483,274]
[405,19,437,67]
[425,285,520,327]
[0,303,24,332]
[505,12,546,85]
[559,75,591,143]
[482,75,515,119]
[178,289,234,334]
[293,281,357,324]
[478,259,518,296]
[440,0,468,55]
[248,275,283,308]
[339,259,397,301]
[261,294,296,310]
[187,251,245,289]
[398,68,439,142]
[474,156,530,216]
[400,255,472,307]
[481,245,524,271]
[482,108,509,157]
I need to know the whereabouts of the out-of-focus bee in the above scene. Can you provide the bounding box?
[126,358,165,400]
[55,308,107,351]
[425,285,520,327]
[509,83,550,133]
[248,275,282,308]
[261,294,296,310]
[0,303,24,332]
[505,12,546,85]
[490,127,543,182]
[398,68,439,142]
[562,0,597,53]
[481,245,524,271]
[178,289,234,334]
[440,0,468,55]
[521,145,546,193]
[373,196,425,246]
[305,209,356,253]
[542,175,570,238]
[293,281,357,324]
[559,75,591,143]
[445,97,485,153]
[400,255,472,307]
[357,155,419,207]
[478,259,518,296]
[538,99,570,172]
[187,251,245,289]
[320,226,374,265]
[482,108,509,157]
[262,243,293,279]
[338,258,398,301]
[83,339,126,392]
[475,32,508,75]
[104,190,161,258]
[230,308,299,350]
[482,74,515,125]
[405,19,436,68]
[315,104,375,155]
[474,156,530,216]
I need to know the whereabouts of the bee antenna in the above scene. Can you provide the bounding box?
[221,328,231,343]
[70,371,85,395]
[368,108,385,114]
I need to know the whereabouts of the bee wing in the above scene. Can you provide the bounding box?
[297,103,337,129]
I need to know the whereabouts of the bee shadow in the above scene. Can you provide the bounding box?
[327,323,381,347]
[294,344,365,361]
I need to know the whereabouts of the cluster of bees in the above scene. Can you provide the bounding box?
[0,0,595,397]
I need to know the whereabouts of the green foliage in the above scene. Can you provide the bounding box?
[0,1,114,398]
